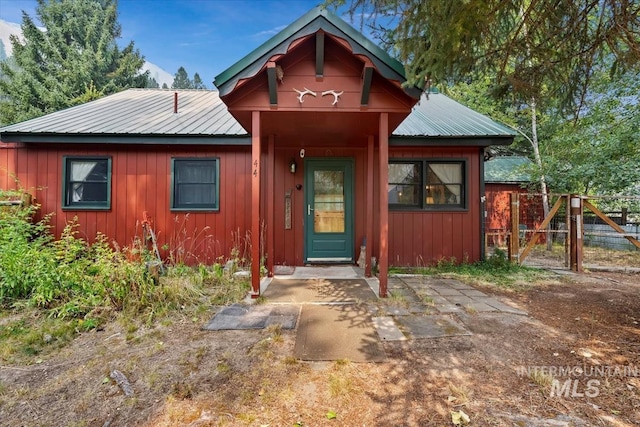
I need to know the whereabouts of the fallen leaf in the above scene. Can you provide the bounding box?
[451,410,471,426]
[326,410,337,420]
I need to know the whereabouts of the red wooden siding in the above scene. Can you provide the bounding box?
[386,146,484,266]
[485,183,545,245]
[2,140,487,267]
[263,143,484,267]
[0,143,251,265]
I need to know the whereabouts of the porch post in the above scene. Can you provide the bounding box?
[365,135,374,277]
[378,113,389,297]
[251,111,261,296]
[266,134,275,277]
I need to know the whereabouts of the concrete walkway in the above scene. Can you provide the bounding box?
[205,267,528,347]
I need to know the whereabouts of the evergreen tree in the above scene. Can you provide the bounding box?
[0,0,149,125]
[334,0,640,115]
[193,73,207,89]
[146,77,160,88]
[0,41,6,62]
[171,66,193,89]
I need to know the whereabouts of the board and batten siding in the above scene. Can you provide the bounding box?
[386,146,483,266]
[2,142,486,267]
[0,143,252,265]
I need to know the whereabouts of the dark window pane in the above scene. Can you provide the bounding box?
[173,159,218,210]
[64,157,110,208]
[388,162,421,206]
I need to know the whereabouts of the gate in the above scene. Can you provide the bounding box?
[485,192,640,271]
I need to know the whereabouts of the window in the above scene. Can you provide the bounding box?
[388,160,466,210]
[171,158,219,211]
[63,156,111,209]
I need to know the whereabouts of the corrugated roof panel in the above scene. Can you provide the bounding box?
[393,93,516,137]
[0,89,248,136]
[2,89,515,141]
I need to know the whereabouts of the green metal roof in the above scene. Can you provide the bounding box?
[484,156,532,183]
[214,6,420,98]
[1,89,517,145]
[392,93,517,139]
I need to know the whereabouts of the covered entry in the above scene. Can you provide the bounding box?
[214,7,422,296]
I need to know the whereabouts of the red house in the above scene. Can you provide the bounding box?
[0,7,515,296]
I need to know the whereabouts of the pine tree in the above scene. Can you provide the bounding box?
[171,66,193,89]
[0,0,149,125]
[193,73,207,89]
[0,41,6,62]
[146,77,160,89]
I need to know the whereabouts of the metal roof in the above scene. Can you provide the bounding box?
[1,89,516,144]
[484,156,532,183]
[0,89,247,138]
[393,93,517,138]
[214,6,421,99]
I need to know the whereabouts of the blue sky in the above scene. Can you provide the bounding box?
[0,0,362,88]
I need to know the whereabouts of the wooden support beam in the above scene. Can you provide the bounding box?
[378,113,389,298]
[251,111,261,296]
[584,200,640,250]
[360,66,373,106]
[267,62,277,105]
[365,135,374,277]
[266,134,275,276]
[315,32,324,78]
[509,192,520,263]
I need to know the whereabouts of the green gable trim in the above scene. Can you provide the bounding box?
[214,6,419,98]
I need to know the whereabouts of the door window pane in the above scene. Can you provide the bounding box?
[314,170,345,233]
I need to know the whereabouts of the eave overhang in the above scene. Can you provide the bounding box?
[214,6,421,100]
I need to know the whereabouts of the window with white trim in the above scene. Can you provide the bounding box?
[388,160,466,209]
[63,156,111,209]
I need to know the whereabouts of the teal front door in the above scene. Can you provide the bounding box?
[304,159,354,262]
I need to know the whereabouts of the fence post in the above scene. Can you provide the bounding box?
[565,195,570,268]
[510,192,520,263]
[570,195,583,272]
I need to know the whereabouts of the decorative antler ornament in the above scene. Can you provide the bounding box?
[293,87,317,103]
[322,90,343,105]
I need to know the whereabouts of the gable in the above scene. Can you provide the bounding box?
[214,7,421,101]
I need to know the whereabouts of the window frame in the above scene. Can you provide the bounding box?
[388,158,468,211]
[62,156,112,210]
[170,157,220,212]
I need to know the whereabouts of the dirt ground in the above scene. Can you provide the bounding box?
[1,270,639,426]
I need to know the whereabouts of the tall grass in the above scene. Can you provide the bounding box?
[388,249,553,289]
[0,191,249,322]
